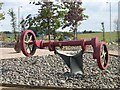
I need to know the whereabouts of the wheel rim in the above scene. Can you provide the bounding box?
[100,44,108,67]
[97,42,109,70]
[21,30,36,56]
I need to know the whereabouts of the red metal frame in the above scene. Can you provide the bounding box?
[20,30,110,70]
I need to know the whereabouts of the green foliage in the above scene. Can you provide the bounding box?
[62,1,88,40]
[58,33,64,41]
[20,14,35,29]
[58,31,73,38]
[0,2,5,20]
[21,1,67,40]
[8,8,17,40]
[36,2,67,40]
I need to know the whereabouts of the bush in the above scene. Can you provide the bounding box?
[0,33,6,41]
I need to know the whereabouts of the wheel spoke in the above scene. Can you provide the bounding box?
[101,46,105,65]
[100,45,107,66]
[24,34,33,53]
[24,34,29,44]
[103,52,107,65]
[26,34,29,41]
[28,44,32,53]
[25,45,30,53]
[24,41,28,44]
[24,35,32,44]
[101,54,104,58]
[26,45,28,50]
[28,35,32,43]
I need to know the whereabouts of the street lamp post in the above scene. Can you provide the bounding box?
[18,6,22,32]
[101,22,105,41]
[106,2,112,43]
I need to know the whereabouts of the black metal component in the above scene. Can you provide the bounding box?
[55,50,84,75]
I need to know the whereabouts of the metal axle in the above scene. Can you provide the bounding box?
[20,30,110,72]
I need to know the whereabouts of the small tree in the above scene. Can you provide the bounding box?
[8,8,17,40]
[32,2,66,40]
[62,1,88,40]
[0,2,5,20]
[21,2,66,40]
[20,14,35,29]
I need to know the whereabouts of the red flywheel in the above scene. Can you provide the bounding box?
[20,30,36,56]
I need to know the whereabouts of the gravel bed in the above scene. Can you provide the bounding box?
[1,53,119,89]
[0,41,15,48]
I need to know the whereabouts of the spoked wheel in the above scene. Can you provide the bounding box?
[97,42,109,70]
[20,30,36,56]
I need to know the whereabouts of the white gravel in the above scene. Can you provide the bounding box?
[0,42,119,89]
[1,52,119,89]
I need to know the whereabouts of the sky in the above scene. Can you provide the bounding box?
[0,0,119,32]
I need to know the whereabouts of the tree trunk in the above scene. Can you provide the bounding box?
[47,17,51,41]
[53,33,56,40]
[73,24,77,40]
[73,29,75,40]
[14,29,17,40]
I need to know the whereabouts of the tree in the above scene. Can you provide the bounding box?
[62,1,88,40]
[20,14,35,29]
[33,2,67,40]
[8,8,17,40]
[0,2,5,20]
[21,1,66,40]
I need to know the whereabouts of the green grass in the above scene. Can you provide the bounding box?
[77,32,119,43]
[4,32,119,43]
[5,36,15,41]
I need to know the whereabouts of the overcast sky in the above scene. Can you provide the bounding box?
[0,0,119,32]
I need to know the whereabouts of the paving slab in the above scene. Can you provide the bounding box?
[0,48,119,59]
[0,48,54,59]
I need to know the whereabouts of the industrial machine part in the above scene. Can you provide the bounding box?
[20,30,110,74]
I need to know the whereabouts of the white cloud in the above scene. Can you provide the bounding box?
[78,0,118,32]
[0,0,39,32]
[0,0,119,32]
